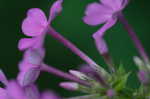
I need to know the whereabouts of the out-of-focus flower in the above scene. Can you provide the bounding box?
[0,69,60,99]
[17,48,44,86]
[41,91,60,99]
[106,89,116,98]
[138,70,150,85]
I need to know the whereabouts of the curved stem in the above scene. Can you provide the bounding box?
[118,13,149,63]
[41,64,90,86]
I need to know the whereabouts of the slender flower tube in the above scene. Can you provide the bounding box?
[94,36,115,72]
[46,27,109,87]
[117,13,149,63]
[47,26,98,70]
[41,64,90,86]
[82,0,128,72]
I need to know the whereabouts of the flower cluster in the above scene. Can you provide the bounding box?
[1,0,150,99]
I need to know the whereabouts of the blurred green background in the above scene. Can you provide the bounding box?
[0,0,150,97]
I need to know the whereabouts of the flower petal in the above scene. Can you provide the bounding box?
[22,8,48,37]
[85,2,113,16]
[101,0,124,10]
[41,91,60,99]
[24,84,40,99]
[48,0,63,23]
[0,88,7,99]
[83,14,111,26]
[17,66,40,87]
[93,18,117,37]
[24,48,45,65]
[83,2,112,26]
[18,38,37,51]
[6,81,27,99]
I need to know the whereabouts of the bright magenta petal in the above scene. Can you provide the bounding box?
[83,14,110,26]
[83,2,112,26]
[101,0,123,10]
[41,91,60,99]
[0,88,7,99]
[22,8,48,37]
[25,85,40,99]
[18,38,37,51]
[85,2,113,16]
[6,81,27,99]
[17,67,40,87]
[24,48,45,65]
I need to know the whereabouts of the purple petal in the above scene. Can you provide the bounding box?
[101,0,124,11]
[6,80,27,99]
[18,38,37,51]
[24,84,40,99]
[0,88,7,99]
[23,48,45,65]
[48,0,63,23]
[85,2,113,16]
[83,3,113,25]
[83,14,110,26]
[121,0,129,9]
[41,91,60,99]
[17,66,40,87]
[94,37,108,54]
[22,8,48,37]
[93,18,117,37]
[83,3,113,26]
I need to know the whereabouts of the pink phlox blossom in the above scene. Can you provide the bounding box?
[83,0,128,37]
[0,70,60,99]
[18,0,63,87]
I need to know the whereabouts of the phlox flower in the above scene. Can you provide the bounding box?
[83,0,128,72]
[83,0,149,64]
[18,0,63,87]
[83,0,128,37]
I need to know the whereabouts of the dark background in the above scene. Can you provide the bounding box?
[0,0,149,97]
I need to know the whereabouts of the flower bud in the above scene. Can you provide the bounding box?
[59,82,79,91]
[69,70,90,80]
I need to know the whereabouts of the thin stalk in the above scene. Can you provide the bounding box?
[41,64,90,86]
[94,36,115,73]
[118,13,149,63]
[46,26,109,87]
